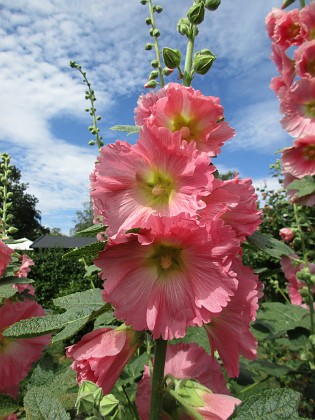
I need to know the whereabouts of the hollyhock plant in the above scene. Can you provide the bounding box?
[199,175,262,243]
[294,40,315,78]
[66,326,144,395]
[0,240,13,277]
[135,83,235,156]
[135,342,241,420]
[91,124,214,237]
[281,135,315,178]
[279,227,295,242]
[95,215,239,340]
[0,298,50,397]
[204,258,262,377]
[279,78,315,137]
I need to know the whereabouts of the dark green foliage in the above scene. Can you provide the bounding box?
[26,248,102,308]
[70,201,94,236]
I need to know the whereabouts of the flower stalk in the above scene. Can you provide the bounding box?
[147,0,165,87]
[149,337,167,420]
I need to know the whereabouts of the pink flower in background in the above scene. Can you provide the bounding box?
[280,78,315,137]
[199,176,261,243]
[66,327,144,394]
[283,172,315,206]
[91,126,214,237]
[281,255,315,306]
[204,258,262,377]
[95,215,239,340]
[135,86,168,126]
[266,8,286,39]
[0,299,50,397]
[271,43,295,87]
[270,76,287,95]
[16,254,34,278]
[136,343,240,420]
[144,83,234,156]
[300,1,315,41]
[0,240,13,277]
[269,8,302,49]
[295,41,315,78]
[281,135,315,178]
[279,227,295,242]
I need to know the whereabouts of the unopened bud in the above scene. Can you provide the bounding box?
[140,0,147,4]
[281,0,296,9]
[149,70,159,80]
[153,5,163,13]
[145,17,152,25]
[162,67,174,76]
[7,226,18,234]
[205,0,221,11]
[177,17,191,36]
[162,47,181,69]
[187,2,205,25]
[151,60,159,68]
[145,43,153,50]
[152,28,160,37]
[144,80,157,88]
[88,140,95,146]
[193,49,216,75]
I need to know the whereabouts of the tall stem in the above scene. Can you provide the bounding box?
[149,337,167,420]
[300,0,306,8]
[148,0,165,87]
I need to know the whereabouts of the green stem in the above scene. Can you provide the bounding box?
[300,0,306,8]
[122,384,140,420]
[167,389,203,420]
[277,285,290,305]
[183,30,195,86]
[149,337,167,420]
[148,0,165,87]
[293,204,314,334]
[237,376,270,395]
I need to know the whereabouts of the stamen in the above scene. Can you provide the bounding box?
[179,126,191,140]
[160,255,173,270]
[152,184,165,196]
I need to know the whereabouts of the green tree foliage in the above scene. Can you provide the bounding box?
[70,201,94,236]
[0,165,49,240]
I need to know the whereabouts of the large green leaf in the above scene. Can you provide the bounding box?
[0,284,17,300]
[170,326,210,354]
[257,302,310,338]
[76,223,107,237]
[53,288,104,309]
[287,176,315,198]
[247,231,293,259]
[62,241,107,259]
[0,276,34,285]
[0,394,19,418]
[109,125,140,135]
[24,387,71,420]
[233,388,301,419]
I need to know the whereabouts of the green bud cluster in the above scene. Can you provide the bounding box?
[193,49,216,75]
[0,153,18,239]
[70,61,104,150]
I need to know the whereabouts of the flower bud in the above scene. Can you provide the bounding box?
[162,47,181,69]
[205,0,221,11]
[281,0,296,10]
[193,49,216,75]
[153,5,163,13]
[145,17,152,25]
[88,140,96,146]
[162,67,174,76]
[7,226,18,234]
[149,70,159,80]
[144,80,157,88]
[177,17,191,36]
[151,59,159,68]
[145,43,153,50]
[187,2,205,25]
[140,0,147,4]
[152,28,160,37]
[297,267,312,284]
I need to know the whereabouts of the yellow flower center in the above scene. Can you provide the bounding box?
[137,169,175,208]
[304,101,315,118]
[146,242,184,276]
[170,114,200,142]
[303,144,315,161]
[160,254,173,270]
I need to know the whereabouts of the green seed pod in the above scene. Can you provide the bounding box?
[193,49,216,75]
[162,47,181,69]
[205,0,221,11]
[187,2,205,25]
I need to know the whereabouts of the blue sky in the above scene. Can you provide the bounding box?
[0,0,291,234]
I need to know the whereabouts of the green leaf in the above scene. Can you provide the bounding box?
[287,176,315,198]
[247,231,293,259]
[53,288,104,309]
[234,388,301,419]
[0,276,34,285]
[24,386,71,420]
[257,302,310,338]
[0,394,19,418]
[109,125,140,135]
[76,223,107,237]
[170,326,210,354]
[62,241,107,259]
[0,284,17,299]
[245,360,290,378]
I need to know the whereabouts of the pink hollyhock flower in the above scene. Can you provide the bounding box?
[279,227,295,242]
[282,136,315,178]
[135,343,240,420]
[295,40,315,78]
[4,415,18,420]
[300,2,315,41]
[280,78,315,137]
[270,76,288,95]
[140,83,234,156]
[266,8,286,39]
[0,298,50,397]
[199,176,262,243]
[269,8,303,49]
[12,254,36,295]
[271,43,295,87]
[135,87,168,126]
[204,258,262,377]
[66,326,144,394]
[0,240,13,277]
[91,125,214,237]
[95,215,239,340]
[283,172,315,206]
[281,255,315,306]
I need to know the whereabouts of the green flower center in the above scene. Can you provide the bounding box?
[303,144,315,161]
[304,101,315,118]
[146,243,184,276]
[170,114,200,142]
[138,170,175,208]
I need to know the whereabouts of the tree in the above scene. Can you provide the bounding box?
[70,201,94,235]
[0,165,49,240]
